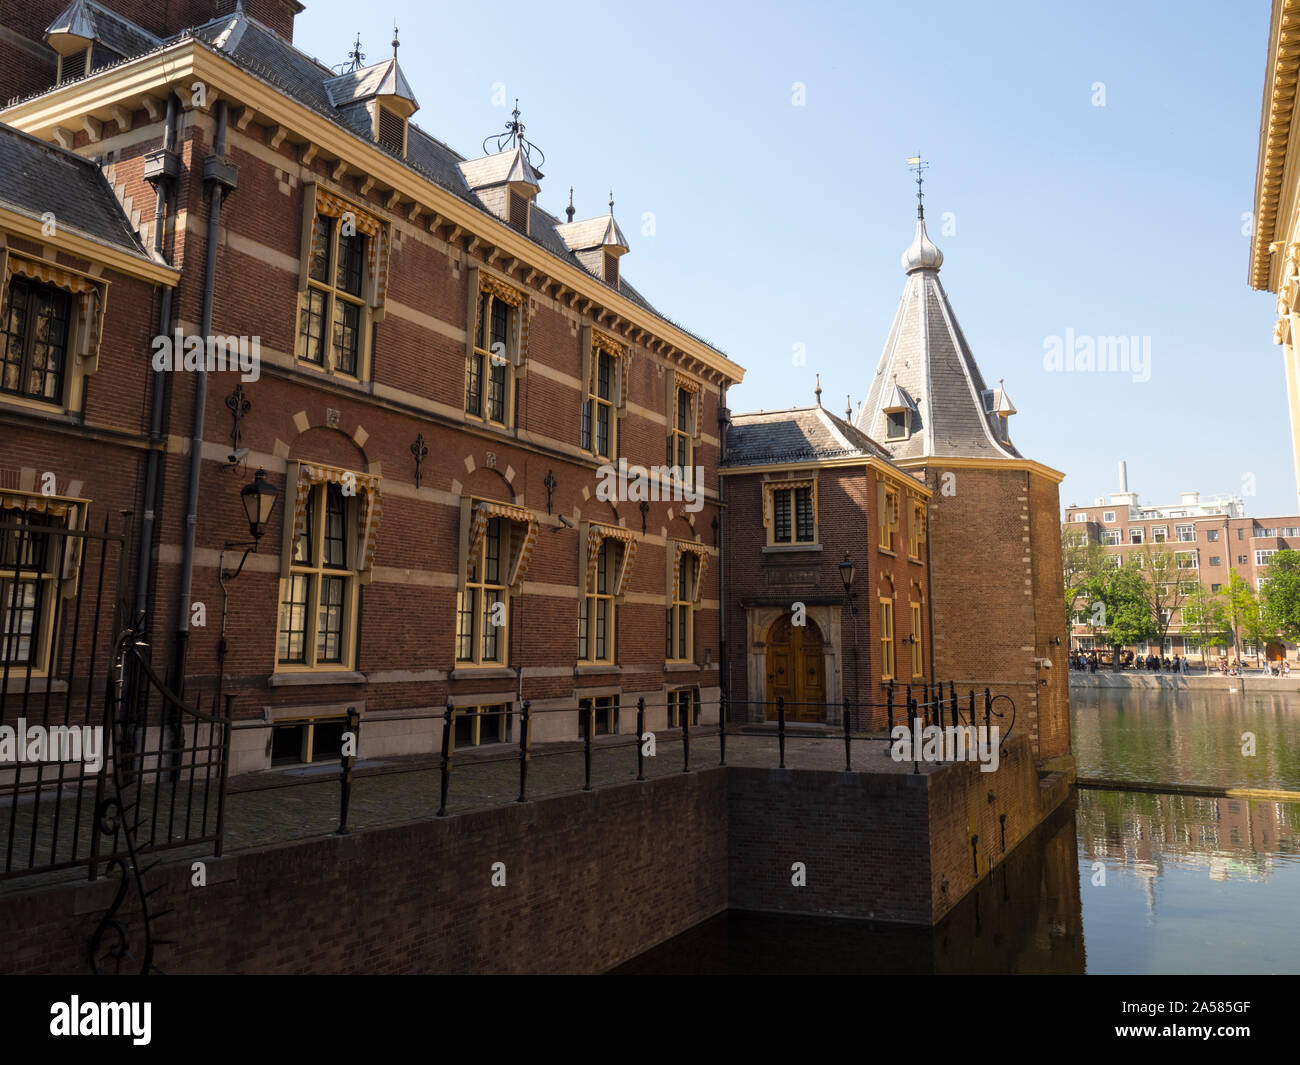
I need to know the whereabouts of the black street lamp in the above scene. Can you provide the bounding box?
[839,551,857,609]
[218,468,279,701]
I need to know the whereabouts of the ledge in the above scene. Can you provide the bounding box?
[665,662,702,673]
[575,664,621,676]
[267,671,366,688]
[448,667,518,681]
[0,677,69,694]
[761,544,823,555]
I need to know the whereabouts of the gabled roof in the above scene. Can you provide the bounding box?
[854,217,1021,460]
[723,404,901,469]
[323,57,417,109]
[45,0,160,58]
[0,120,152,261]
[459,146,540,191]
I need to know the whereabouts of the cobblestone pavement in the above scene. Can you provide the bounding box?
[2,730,938,893]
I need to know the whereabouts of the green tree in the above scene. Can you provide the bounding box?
[1136,543,1191,649]
[1260,549,1300,641]
[1062,526,1107,641]
[1180,584,1229,673]
[1223,572,1262,667]
[1078,560,1156,671]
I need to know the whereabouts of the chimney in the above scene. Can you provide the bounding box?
[1118,459,1128,493]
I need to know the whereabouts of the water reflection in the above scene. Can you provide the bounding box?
[1077,789,1300,974]
[615,789,1300,973]
[1071,686,1300,790]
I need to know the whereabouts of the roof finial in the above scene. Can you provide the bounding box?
[845,394,852,421]
[566,187,575,223]
[609,189,615,214]
[814,374,822,407]
[907,153,929,220]
[339,32,365,74]
[392,22,399,58]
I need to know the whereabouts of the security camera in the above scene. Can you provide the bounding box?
[228,447,250,464]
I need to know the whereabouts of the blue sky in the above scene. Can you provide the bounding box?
[295,0,1288,515]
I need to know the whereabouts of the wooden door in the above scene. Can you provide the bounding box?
[765,614,827,722]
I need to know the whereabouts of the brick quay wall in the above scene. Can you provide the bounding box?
[0,735,1068,973]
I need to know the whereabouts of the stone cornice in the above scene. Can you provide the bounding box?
[0,40,744,385]
[720,456,933,495]
[0,205,178,285]
[1251,0,1300,291]
[890,454,1067,485]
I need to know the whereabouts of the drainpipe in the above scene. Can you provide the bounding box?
[172,99,236,694]
[717,384,729,720]
[134,92,178,626]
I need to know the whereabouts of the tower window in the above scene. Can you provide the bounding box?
[885,410,908,440]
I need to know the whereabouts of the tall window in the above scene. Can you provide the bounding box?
[910,601,923,678]
[770,484,815,545]
[579,538,620,663]
[879,486,899,553]
[909,500,926,560]
[1175,524,1195,542]
[582,349,616,458]
[880,598,895,682]
[1151,526,1167,542]
[667,687,700,728]
[457,517,508,665]
[1,277,72,404]
[670,386,693,468]
[0,508,64,671]
[299,213,367,375]
[278,482,356,667]
[666,551,696,663]
[467,287,511,426]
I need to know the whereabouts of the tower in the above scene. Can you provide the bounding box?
[855,183,1072,766]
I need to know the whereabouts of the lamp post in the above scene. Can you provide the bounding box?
[839,551,858,720]
[216,468,278,703]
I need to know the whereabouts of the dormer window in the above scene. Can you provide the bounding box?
[881,377,916,441]
[376,104,406,155]
[57,47,90,83]
[604,251,619,287]
[885,410,908,440]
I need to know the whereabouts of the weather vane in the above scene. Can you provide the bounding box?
[483,99,545,174]
[907,154,929,219]
[334,32,365,74]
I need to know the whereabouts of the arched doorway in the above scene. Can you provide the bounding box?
[765,613,827,722]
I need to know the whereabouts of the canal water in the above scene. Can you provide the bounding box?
[615,686,1300,973]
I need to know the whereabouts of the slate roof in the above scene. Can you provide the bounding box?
[323,58,417,109]
[723,404,901,469]
[854,217,1021,460]
[555,211,628,252]
[459,146,540,190]
[0,121,152,260]
[46,0,161,60]
[9,8,726,358]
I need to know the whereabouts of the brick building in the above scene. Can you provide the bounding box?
[720,398,932,728]
[1064,465,1300,662]
[723,205,1072,765]
[0,0,741,772]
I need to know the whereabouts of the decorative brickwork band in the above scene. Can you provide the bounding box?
[3,254,106,362]
[670,540,709,604]
[584,523,639,601]
[293,463,383,572]
[466,500,538,589]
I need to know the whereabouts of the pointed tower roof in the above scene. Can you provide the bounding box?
[324,56,418,112]
[458,144,541,194]
[854,213,1021,460]
[555,198,628,253]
